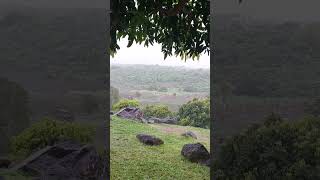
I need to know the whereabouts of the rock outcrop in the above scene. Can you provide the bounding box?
[181,143,210,166]
[136,134,164,146]
[11,140,102,180]
[147,117,178,124]
[181,131,197,139]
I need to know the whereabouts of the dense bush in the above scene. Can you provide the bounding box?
[213,116,320,179]
[142,104,173,118]
[177,98,210,128]
[112,99,140,111]
[10,118,95,157]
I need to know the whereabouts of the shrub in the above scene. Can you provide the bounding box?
[10,118,95,157]
[177,98,210,128]
[212,116,320,180]
[112,99,140,111]
[142,104,173,118]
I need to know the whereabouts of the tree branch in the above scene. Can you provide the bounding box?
[158,0,189,16]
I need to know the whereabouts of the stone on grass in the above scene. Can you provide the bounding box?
[147,117,178,124]
[181,131,197,139]
[136,134,164,146]
[181,143,210,166]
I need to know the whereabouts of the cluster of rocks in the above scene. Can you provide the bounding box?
[147,117,177,124]
[113,107,178,125]
[136,131,210,167]
[114,107,143,120]
[3,141,107,180]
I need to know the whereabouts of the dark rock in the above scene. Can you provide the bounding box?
[12,141,101,179]
[136,134,164,146]
[181,143,210,166]
[0,158,11,168]
[148,117,177,124]
[115,107,144,120]
[181,131,197,139]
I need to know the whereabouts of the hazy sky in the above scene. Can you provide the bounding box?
[111,39,210,69]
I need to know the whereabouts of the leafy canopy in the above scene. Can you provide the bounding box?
[177,98,210,128]
[112,98,140,111]
[110,0,210,60]
[213,116,320,179]
[142,104,173,118]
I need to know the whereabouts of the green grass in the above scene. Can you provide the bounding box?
[110,116,210,180]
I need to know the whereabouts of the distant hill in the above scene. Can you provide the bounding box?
[111,65,210,93]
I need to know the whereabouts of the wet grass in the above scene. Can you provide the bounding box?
[110,116,210,180]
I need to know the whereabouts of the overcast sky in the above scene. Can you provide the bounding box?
[111,39,210,69]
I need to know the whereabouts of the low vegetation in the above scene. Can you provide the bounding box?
[112,98,140,111]
[142,104,173,118]
[110,116,209,180]
[10,118,95,158]
[178,98,210,129]
[213,115,320,179]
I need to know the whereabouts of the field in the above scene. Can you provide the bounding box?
[111,65,210,111]
[110,116,210,180]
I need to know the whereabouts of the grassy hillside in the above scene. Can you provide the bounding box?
[110,116,210,180]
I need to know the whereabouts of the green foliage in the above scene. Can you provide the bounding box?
[263,112,283,127]
[177,98,210,128]
[304,97,320,117]
[110,0,210,59]
[112,99,140,111]
[179,117,192,126]
[10,118,95,157]
[142,104,173,118]
[212,116,320,179]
